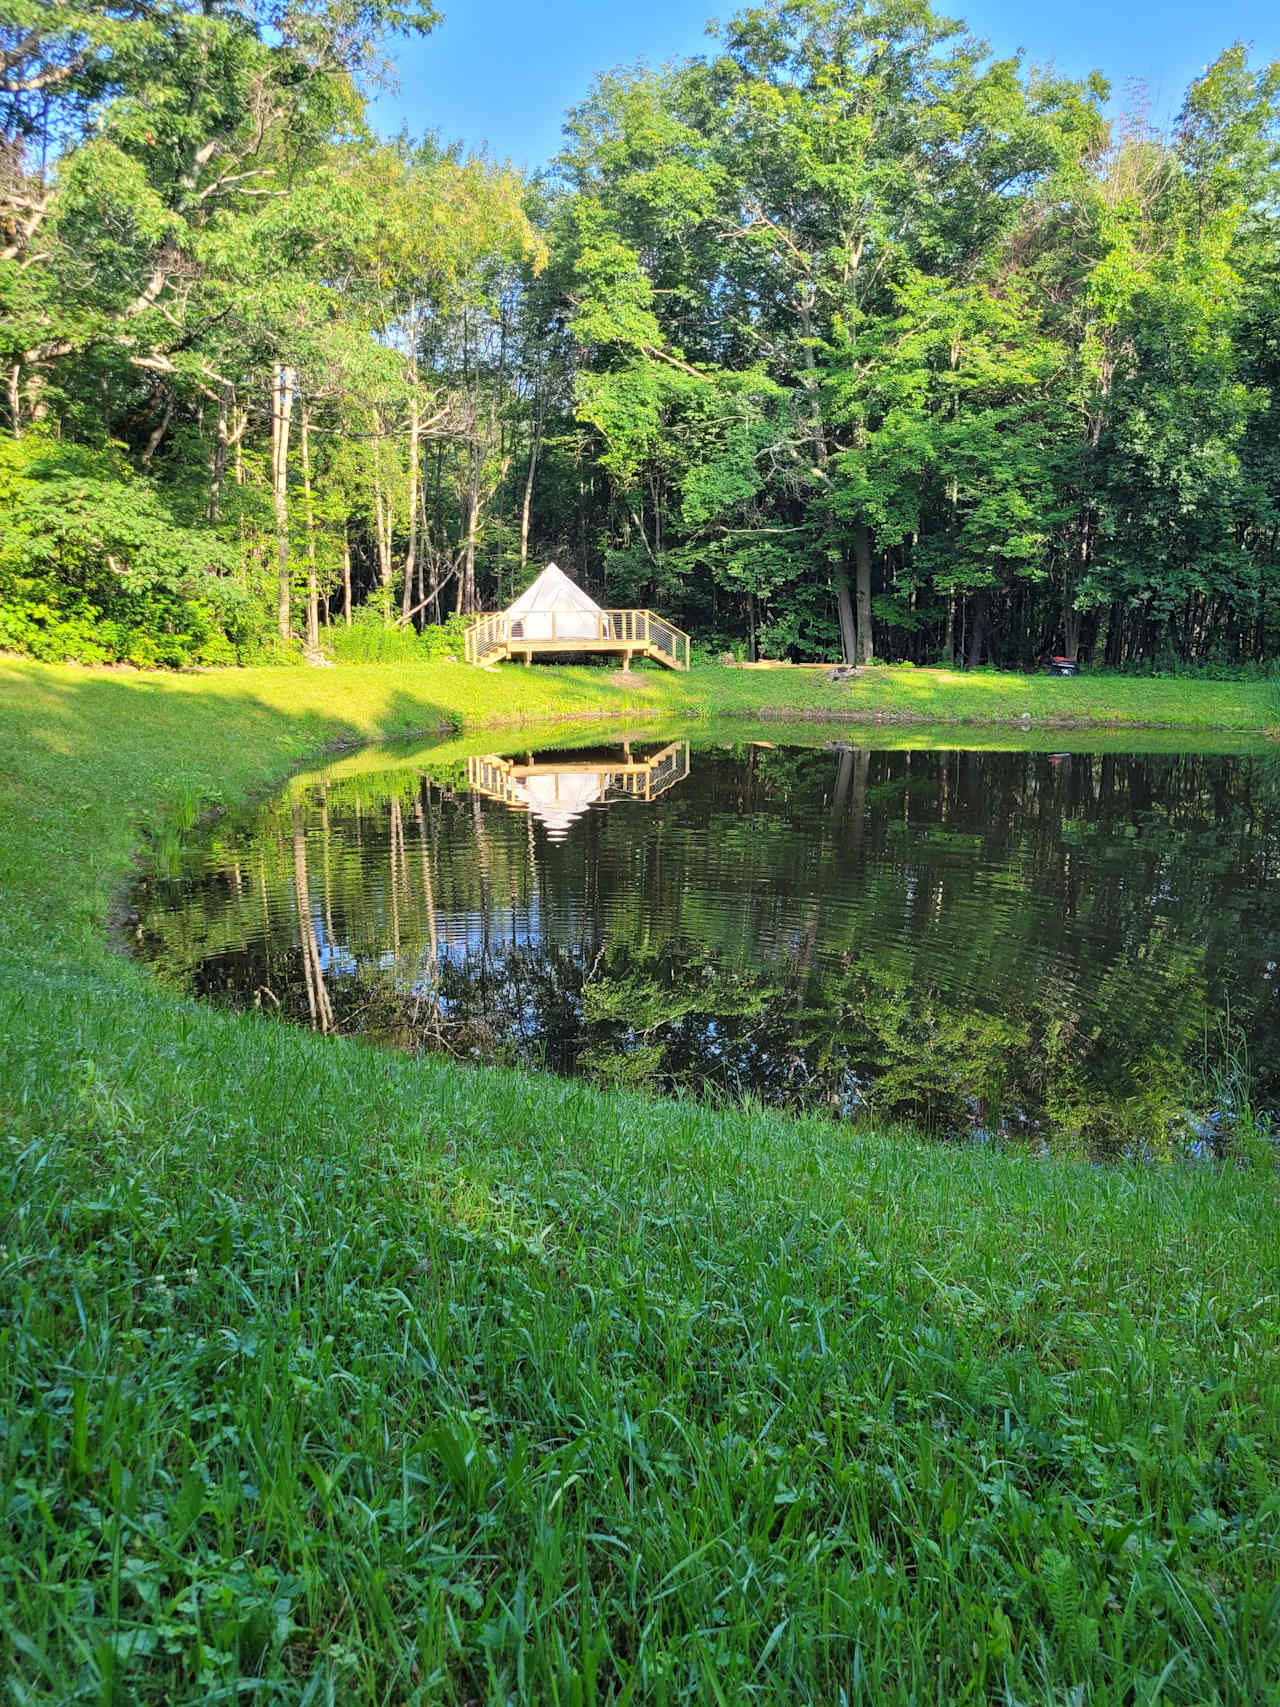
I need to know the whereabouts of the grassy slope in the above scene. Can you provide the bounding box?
[718,664,1280,730]
[1,656,1278,1706]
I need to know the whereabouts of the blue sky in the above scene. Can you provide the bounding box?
[369,0,1280,169]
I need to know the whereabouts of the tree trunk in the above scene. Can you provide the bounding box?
[341,523,352,625]
[832,564,857,663]
[454,429,485,618]
[965,588,989,668]
[797,290,857,664]
[140,386,174,471]
[300,398,319,654]
[271,364,296,643]
[520,404,542,576]
[1089,603,1108,667]
[1062,604,1082,663]
[371,466,386,611]
[232,403,246,487]
[432,440,445,622]
[209,385,229,522]
[382,490,394,607]
[371,413,393,621]
[457,482,479,616]
[401,390,421,624]
[943,588,956,665]
[852,522,874,664]
[213,394,247,527]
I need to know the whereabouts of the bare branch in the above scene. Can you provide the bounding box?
[640,344,712,383]
[0,56,87,95]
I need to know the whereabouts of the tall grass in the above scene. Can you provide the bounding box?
[4,976,1279,1705]
[1197,1014,1278,1171]
[0,657,1278,1703]
[322,609,433,665]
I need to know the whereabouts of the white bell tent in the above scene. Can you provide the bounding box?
[505,563,608,642]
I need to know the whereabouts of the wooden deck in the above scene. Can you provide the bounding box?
[468,742,691,809]
[463,608,690,670]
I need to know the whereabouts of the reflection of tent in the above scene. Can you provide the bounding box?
[466,744,692,838]
[505,563,607,643]
[508,770,605,840]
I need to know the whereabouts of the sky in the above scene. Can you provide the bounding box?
[369,0,1280,170]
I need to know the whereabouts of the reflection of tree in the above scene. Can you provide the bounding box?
[292,803,333,1033]
[132,744,1280,1157]
[409,784,441,1031]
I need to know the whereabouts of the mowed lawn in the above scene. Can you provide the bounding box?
[0,656,1278,1705]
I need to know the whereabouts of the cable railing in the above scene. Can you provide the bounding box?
[644,613,687,669]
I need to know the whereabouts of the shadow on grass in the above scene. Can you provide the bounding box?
[0,660,709,969]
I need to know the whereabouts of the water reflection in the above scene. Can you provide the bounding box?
[133,737,1280,1158]
[467,741,690,839]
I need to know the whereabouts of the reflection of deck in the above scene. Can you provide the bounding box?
[464,609,690,670]
[468,742,691,825]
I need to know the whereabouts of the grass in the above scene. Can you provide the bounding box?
[1,654,1279,1704]
[708,663,1280,731]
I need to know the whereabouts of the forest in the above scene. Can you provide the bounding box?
[3,0,1279,670]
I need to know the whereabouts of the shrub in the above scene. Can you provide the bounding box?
[0,436,264,668]
[324,606,430,665]
[324,608,473,666]
[419,613,471,661]
[690,633,744,665]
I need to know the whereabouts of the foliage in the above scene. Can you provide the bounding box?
[322,610,471,665]
[0,438,262,665]
[418,613,472,661]
[552,7,1280,668]
[3,1,1279,673]
[323,606,431,665]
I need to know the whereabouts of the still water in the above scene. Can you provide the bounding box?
[133,732,1280,1156]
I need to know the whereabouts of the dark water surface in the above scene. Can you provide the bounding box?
[133,732,1280,1156]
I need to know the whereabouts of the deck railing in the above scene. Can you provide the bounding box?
[467,742,691,810]
[463,608,690,670]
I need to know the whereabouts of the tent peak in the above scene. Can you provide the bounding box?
[506,563,602,618]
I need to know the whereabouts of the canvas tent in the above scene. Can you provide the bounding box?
[505,563,607,642]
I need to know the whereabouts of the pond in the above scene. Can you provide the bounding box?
[132,727,1280,1158]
